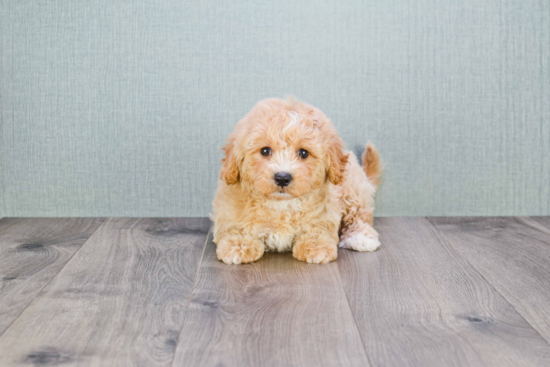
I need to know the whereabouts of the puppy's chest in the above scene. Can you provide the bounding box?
[263,230,296,252]
[258,213,302,252]
[254,200,304,252]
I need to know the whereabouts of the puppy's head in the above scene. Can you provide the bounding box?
[220,98,348,200]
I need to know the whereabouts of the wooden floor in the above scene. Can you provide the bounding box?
[1,217,550,366]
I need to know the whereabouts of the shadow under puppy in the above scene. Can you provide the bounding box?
[212,98,382,264]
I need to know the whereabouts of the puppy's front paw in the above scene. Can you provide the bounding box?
[292,236,338,264]
[216,235,264,265]
[339,234,380,252]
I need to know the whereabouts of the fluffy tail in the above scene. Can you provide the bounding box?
[362,142,382,188]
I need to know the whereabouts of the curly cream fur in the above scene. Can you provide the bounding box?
[212,98,381,264]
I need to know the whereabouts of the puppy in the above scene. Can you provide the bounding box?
[212,98,381,264]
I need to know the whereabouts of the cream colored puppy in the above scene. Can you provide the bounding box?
[212,98,382,264]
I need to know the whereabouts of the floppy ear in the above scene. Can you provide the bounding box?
[220,137,240,185]
[327,134,348,185]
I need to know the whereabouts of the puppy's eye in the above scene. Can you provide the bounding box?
[298,149,309,159]
[260,147,271,156]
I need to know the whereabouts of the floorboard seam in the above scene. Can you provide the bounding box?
[0,217,107,340]
[170,222,212,367]
[524,216,550,236]
[335,253,375,367]
[425,216,550,347]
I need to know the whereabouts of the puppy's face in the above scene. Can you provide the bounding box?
[220,99,348,200]
[239,113,327,200]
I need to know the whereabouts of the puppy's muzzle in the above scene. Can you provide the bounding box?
[274,172,292,187]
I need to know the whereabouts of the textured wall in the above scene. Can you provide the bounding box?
[1,0,549,217]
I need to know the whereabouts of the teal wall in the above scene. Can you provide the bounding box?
[2,0,549,217]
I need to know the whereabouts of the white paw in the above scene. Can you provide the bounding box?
[339,234,381,252]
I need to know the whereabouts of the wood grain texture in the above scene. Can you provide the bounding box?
[172,235,370,367]
[338,217,550,367]
[430,216,550,344]
[0,218,104,336]
[529,216,550,230]
[0,218,210,367]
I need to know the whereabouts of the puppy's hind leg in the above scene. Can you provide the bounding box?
[339,217,380,252]
[338,142,382,252]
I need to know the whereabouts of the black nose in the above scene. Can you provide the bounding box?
[274,172,292,187]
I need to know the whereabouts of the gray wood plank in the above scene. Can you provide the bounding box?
[529,216,550,232]
[430,216,550,344]
[339,217,550,367]
[172,234,370,367]
[0,218,104,336]
[0,218,210,367]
